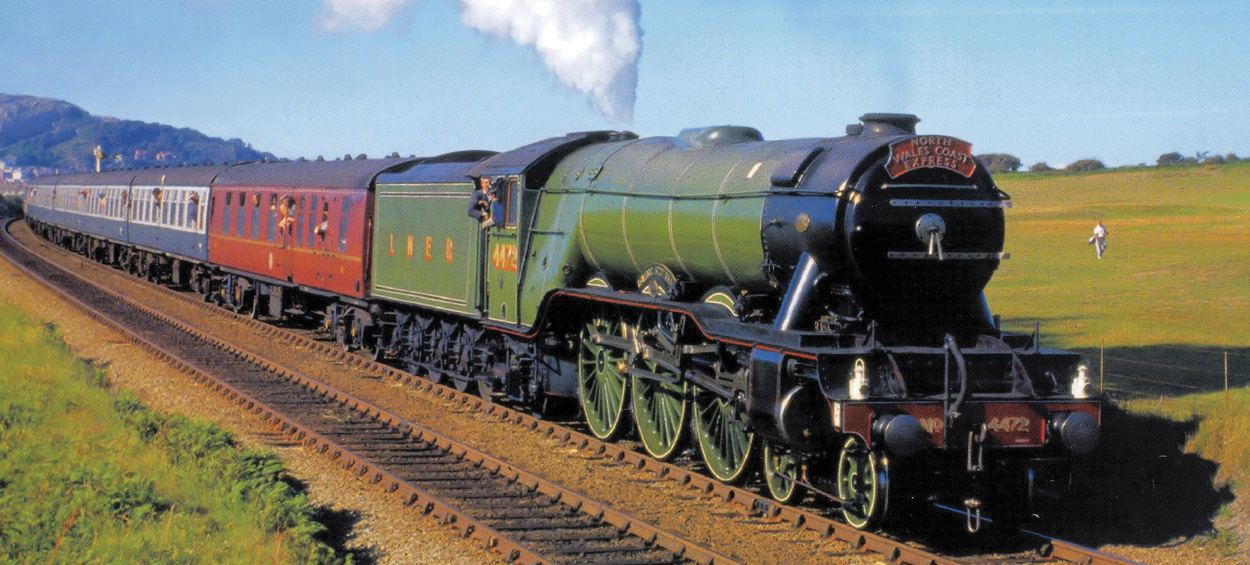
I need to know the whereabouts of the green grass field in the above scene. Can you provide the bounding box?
[986,162,1250,395]
[986,164,1249,557]
[0,300,346,564]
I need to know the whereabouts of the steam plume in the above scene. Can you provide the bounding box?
[319,0,643,122]
[459,0,642,122]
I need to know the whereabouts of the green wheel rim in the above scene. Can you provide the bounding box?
[836,436,886,529]
[578,315,630,440]
[693,388,755,483]
[763,441,805,504]
[631,371,688,460]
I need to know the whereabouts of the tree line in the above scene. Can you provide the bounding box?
[974,151,1242,174]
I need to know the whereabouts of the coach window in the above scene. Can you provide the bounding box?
[338,198,351,252]
[234,192,245,235]
[248,194,260,239]
[296,208,305,246]
[307,196,319,247]
[296,196,306,246]
[266,194,278,242]
[223,192,233,235]
[188,192,200,228]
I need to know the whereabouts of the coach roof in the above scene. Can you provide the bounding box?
[32,169,138,188]
[214,157,419,190]
[466,131,636,182]
[131,165,233,187]
[377,150,497,185]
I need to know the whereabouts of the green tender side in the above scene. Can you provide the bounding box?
[372,181,481,315]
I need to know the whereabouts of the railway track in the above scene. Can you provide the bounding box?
[0,217,737,565]
[2,216,1142,565]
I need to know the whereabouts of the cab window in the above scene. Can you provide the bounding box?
[504,177,519,227]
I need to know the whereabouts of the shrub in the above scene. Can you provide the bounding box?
[1029,162,1052,172]
[1157,152,1183,166]
[1066,159,1105,172]
[975,153,1021,173]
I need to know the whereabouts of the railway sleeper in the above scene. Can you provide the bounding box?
[504,527,621,543]
[342,448,440,461]
[537,542,661,557]
[470,505,583,521]
[484,516,607,533]
[321,430,410,442]
[428,486,531,500]
[391,469,495,483]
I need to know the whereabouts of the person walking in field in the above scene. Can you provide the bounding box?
[1088,220,1108,258]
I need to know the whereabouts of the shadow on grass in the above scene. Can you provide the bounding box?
[311,506,378,565]
[1042,402,1233,547]
[906,401,1233,555]
[1068,345,1249,398]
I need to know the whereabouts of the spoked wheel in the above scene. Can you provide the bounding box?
[632,372,687,460]
[836,436,889,529]
[631,312,688,460]
[763,440,806,504]
[693,387,756,484]
[578,312,631,440]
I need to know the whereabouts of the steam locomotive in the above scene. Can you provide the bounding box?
[23,113,1100,529]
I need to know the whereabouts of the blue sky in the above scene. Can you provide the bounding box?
[2,0,1247,167]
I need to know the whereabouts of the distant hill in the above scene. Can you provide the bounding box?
[0,93,276,173]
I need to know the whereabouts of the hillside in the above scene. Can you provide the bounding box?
[0,93,275,172]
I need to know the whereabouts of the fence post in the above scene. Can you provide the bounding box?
[1226,351,1230,408]
[1100,339,1105,394]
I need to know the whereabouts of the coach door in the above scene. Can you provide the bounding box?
[276,193,296,282]
[480,175,520,324]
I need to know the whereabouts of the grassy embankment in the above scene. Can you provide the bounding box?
[0,299,346,563]
[987,163,1249,555]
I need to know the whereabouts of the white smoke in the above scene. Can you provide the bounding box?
[320,0,411,32]
[319,0,642,122]
[459,0,641,122]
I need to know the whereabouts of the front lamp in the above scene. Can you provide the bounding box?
[1070,365,1090,399]
[849,358,868,401]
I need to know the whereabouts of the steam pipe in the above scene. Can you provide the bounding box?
[774,252,821,331]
